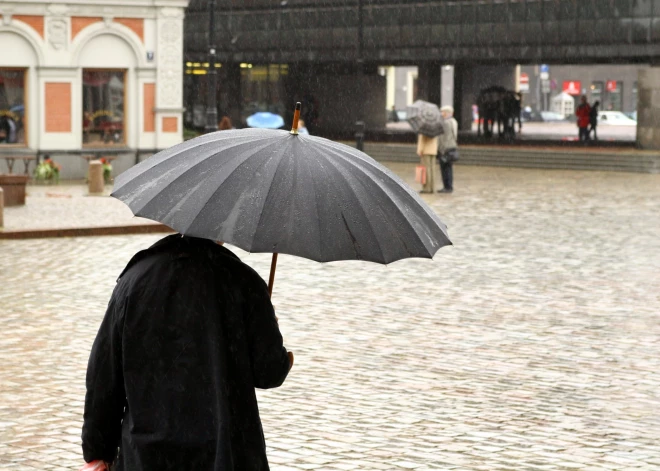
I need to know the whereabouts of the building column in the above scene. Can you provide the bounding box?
[417,62,441,105]
[155,6,186,149]
[636,67,660,149]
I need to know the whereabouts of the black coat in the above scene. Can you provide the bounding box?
[82,234,291,470]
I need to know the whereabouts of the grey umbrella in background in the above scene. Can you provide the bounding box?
[406,100,445,137]
[113,103,451,296]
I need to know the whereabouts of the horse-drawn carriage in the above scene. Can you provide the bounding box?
[476,86,522,141]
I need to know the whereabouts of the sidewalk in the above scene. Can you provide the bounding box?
[0,180,170,238]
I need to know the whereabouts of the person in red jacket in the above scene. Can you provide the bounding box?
[575,95,591,142]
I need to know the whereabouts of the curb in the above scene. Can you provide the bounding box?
[0,223,174,240]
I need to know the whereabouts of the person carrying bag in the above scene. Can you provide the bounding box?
[437,106,458,193]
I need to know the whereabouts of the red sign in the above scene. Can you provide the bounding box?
[520,73,529,85]
[606,80,618,92]
[563,81,581,95]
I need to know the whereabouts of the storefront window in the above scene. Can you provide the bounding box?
[82,70,126,146]
[240,64,288,119]
[0,69,26,145]
[590,81,604,104]
[605,80,623,111]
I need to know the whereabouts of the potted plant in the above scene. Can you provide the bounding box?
[100,157,113,184]
[34,157,61,184]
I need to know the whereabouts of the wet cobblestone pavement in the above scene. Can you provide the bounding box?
[2,164,660,470]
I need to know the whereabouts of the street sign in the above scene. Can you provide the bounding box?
[540,64,549,80]
[563,80,581,95]
[519,73,529,93]
[541,79,551,94]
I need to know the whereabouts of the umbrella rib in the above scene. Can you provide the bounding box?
[132,138,276,219]
[315,150,387,263]
[114,131,271,189]
[251,143,291,251]
[319,143,444,257]
[181,140,284,238]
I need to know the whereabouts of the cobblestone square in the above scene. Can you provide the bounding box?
[1,164,659,470]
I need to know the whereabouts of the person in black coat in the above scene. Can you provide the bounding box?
[81,234,293,471]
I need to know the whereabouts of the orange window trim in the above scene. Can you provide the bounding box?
[115,18,144,42]
[143,83,155,133]
[71,17,103,41]
[162,117,178,133]
[45,83,72,133]
[13,15,45,38]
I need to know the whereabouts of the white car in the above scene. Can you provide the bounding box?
[597,111,637,125]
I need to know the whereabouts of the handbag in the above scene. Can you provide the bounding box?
[415,165,427,185]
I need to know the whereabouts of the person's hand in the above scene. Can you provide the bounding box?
[79,461,109,471]
[287,351,294,371]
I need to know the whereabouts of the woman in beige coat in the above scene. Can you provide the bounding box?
[416,133,439,193]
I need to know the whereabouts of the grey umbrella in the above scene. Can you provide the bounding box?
[406,100,445,137]
[112,105,451,294]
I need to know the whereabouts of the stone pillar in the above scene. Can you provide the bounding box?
[417,62,442,105]
[155,6,186,149]
[637,67,660,149]
[88,161,104,194]
[0,187,4,228]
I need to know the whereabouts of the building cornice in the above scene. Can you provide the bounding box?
[0,1,190,18]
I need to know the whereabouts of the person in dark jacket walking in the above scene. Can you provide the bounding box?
[575,95,591,142]
[589,100,600,141]
[81,234,293,471]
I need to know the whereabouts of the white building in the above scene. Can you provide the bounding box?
[0,0,189,178]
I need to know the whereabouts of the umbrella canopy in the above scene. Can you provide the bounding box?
[246,112,285,129]
[406,100,445,137]
[112,128,451,265]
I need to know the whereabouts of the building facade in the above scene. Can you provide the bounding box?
[0,0,189,178]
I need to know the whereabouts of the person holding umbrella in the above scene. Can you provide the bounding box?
[84,102,451,470]
[81,235,294,470]
[407,100,444,194]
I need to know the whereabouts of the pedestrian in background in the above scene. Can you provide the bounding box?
[298,119,309,135]
[81,234,293,471]
[437,105,458,194]
[390,105,399,122]
[416,131,438,194]
[218,116,234,130]
[576,95,591,142]
[589,100,600,141]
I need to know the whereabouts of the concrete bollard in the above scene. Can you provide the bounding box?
[88,160,104,194]
[0,187,4,228]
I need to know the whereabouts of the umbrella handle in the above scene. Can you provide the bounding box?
[290,102,301,135]
[268,253,278,297]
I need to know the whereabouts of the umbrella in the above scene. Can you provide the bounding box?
[113,103,451,295]
[246,112,285,129]
[406,100,444,137]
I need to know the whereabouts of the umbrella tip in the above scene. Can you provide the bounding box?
[290,102,301,135]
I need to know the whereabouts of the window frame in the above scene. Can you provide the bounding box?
[0,67,28,148]
[81,68,128,148]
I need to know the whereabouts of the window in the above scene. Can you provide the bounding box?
[0,68,27,145]
[82,70,126,146]
[591,81,604,104]
[632,81,638,112]
[605,80,623,111]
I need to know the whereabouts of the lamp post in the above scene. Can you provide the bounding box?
[355,0,365,150]
[204,0,218,133]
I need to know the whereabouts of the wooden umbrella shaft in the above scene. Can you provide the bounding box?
[268,253,278,297]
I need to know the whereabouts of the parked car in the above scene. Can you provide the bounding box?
[624,111,637,121]
[597,111,637,125]
[539,111,567,122]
